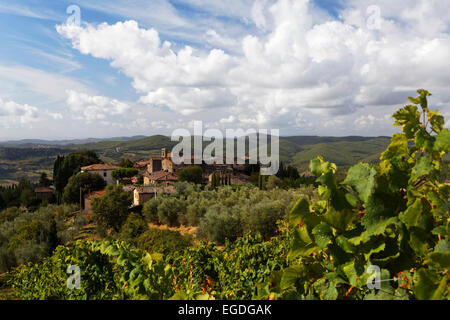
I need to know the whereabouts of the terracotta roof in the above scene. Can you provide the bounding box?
[85,190,106,198]
[81,164,120,171]
[145,171,178,181]
[34,187,54,193]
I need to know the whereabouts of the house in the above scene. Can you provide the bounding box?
[81,164,121,185]
[143,171,178,185]
[133,186,158,206]
[34,187,54,200]
[133,185,177,206]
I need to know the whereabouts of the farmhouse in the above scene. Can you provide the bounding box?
[143,171,178,185]
[133,185,177,206]
[81,164,121,185]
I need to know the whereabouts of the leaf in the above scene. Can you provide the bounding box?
[336,235,357,254]
[434,239,450,253]
[381,134,409,160]
[324,207,357,231]
[342,259,364,287]
[312,223,334,249]
[313,278,338,300]
[288,228,321,260]
[316,171,337,190]
[343,163,377,202]
[425,252,450,270]
[414,268,447,300]
[310,157,336,176]
[399,198,432,231]
[361,194,399,237]
[428,110,444,133]
[280,266,303,290]
[393,105,421,138]
[433,128,450,153]
[411,156,434,182]
[289,198,320,230]
[409,229,430,256]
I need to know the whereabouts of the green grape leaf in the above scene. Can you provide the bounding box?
[310,157,337,176]
[289,197,321,230]
[288,228,321,260]
[399,198,432,230]
[381,133,409,160]
[429,110,444,133]
[343,163,377,202]
[425,252,450,270]
[336,235,357,254]
[312,223,334,249]
[414,268,448,300]
[361,194,399,237]
[409,229,431,256]
[324,207,357,231]
[410,156,433,182]
[393,105,421,138]
[313,278,338,300]
[433,128,450,152]
[280,266,303,290]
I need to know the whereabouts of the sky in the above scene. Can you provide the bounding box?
[0,0,449,140]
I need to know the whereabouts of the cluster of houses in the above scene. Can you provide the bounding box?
[80,148,251,209]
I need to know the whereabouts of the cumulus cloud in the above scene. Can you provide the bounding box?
[66,90,131,122]
[0,98,62,128]
[0,98,39,126]
[57,0,450,134]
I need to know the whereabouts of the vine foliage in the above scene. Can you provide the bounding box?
[256,89,449,300]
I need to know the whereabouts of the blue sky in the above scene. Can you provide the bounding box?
[0,0,449,140]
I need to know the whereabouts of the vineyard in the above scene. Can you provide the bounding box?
[4,90,450,300]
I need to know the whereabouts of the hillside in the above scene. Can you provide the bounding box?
[0,135,397,184]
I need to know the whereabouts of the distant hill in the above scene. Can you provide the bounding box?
[0,134,396,184]
[1,134,448,184]
[0,136,148,147]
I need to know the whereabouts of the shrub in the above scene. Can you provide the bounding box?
[185,202,207,226]
[142,198,161,224]
[120,213,148,246]
[137,228,193,255]
[91,185,132,233]
[157,197,186,227]
[198,205,242,245]
[62,172,106,205]
[178,166,203,184]
[0,207,21,224]
[243,200,286,240]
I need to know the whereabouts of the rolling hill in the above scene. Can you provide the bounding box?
[0,135,395,184]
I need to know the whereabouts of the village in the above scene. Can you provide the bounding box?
[72,148,252,210]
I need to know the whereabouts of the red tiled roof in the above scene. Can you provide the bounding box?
[81,164,120,171]
[85,190,106,198]
[145,171,178,181]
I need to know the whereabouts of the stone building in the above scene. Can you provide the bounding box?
[81,164,121,185]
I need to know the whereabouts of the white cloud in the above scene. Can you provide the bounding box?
[55,0,450,135]
[0,98,62,128]
[0,98,39,126]
[66,90,131,122]
[0,64,92,103]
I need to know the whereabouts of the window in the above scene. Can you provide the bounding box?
[104,172,107,177]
